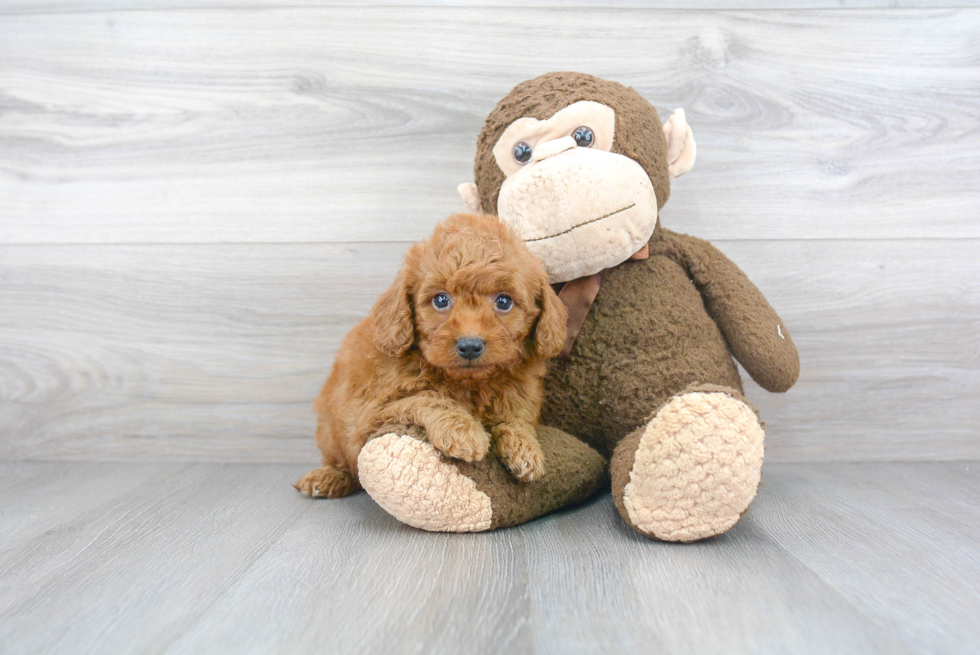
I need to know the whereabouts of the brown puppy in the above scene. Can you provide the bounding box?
[294,213,567,498]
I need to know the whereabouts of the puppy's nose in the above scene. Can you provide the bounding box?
[456,337,485,361]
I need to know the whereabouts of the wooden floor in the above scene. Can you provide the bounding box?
[0,461,976,654]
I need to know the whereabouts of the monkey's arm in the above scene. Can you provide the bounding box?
[653,229,800,393]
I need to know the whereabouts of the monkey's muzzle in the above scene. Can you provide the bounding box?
[497,147,659,284]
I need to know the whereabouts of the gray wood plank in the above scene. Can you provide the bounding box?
[0,462,186,547]
[0,242,402,463]
[754,462,980,653]
[162,471,909,655]
[1,8,977,244]
[0,463,311,655]
[518,496,913,655]
[2,462,974,654]
[5,1,980,15]
[734,238,980,462]
[2,239,977,462]
[165,492,533,655]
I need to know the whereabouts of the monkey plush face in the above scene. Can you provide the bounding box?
[459,72,696,283]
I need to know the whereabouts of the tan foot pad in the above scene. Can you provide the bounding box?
[624,392,764,542]
[358,433,493,532]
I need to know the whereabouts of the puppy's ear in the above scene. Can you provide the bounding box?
[533,276,568,359]
[372,267,415,357]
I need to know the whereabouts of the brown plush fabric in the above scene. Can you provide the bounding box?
[369,423,608,530]
[609,424,646,530]
[475,72,671,216]
[459,425,608,529]
[649,231,800,393]
[542,225,747,458]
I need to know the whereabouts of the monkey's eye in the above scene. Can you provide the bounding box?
[494,294,513,312]
[513,142,532,165]
[572,126,594,148]
[432,293,452,310]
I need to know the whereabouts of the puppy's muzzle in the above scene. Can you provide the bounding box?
[456,337,485,361]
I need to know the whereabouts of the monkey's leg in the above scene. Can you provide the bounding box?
[610,384,765,542]
[357,424,607,532]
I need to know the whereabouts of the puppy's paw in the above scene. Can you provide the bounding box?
[498,438,545,482]
[293,466,355,498]
[429,424,491,463]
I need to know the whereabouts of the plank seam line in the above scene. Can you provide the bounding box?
[1,5,977,16]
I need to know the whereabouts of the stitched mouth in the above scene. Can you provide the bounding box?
[523,204,635,243]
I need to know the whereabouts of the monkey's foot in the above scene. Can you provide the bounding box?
[358,424,606,532]
[611,386,765,542]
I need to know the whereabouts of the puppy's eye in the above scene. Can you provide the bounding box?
[513,142,532,165]
[494,294,513,312]
[572,126,594,148]
[432,292,452,310]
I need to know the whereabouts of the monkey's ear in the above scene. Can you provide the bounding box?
[663,108,697,180]
[457,183,484,214]
[371,269,415,357]
[533,278,568,359]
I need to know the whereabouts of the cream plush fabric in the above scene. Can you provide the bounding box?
[359,433,493,532]
[623,392,764,542]
[497,147,659,283]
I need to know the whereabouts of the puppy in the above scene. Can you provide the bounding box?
[294,213,567,498]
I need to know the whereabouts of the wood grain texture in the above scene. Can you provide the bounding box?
[0,461,186,547]
[0,242,400,462]
[516,494,906,654]
[0,463,311,654]
[755,463,980,654]
[1,8,977,243]
[0,461,976,654]
[1,238,977,462]
[5,1,980,15]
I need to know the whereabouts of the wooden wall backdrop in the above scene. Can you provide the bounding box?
[1,3,977,463]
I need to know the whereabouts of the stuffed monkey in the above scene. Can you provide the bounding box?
[357,72,799,541]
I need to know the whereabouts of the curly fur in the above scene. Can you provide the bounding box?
[294,213,567,497]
